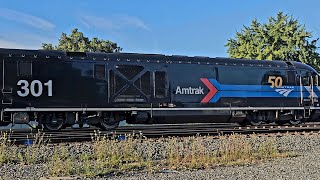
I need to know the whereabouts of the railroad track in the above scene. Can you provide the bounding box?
[2,122,320,144]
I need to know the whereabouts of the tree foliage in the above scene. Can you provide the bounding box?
[226,12,320,70]
[42,28,122,53]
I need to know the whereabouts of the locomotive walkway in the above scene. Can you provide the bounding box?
[2,122,320,144]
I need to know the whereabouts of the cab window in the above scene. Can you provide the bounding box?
[18,62,32,76]
[300,70,311,86]
[312,73,319,86]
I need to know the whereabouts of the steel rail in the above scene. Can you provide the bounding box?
[2,123,320,144]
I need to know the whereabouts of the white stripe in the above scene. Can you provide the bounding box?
[305,86,318,98]
[2,106,308,112]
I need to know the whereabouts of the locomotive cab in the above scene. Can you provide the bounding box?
[244,63,320,126]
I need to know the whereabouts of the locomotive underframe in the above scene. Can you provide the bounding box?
[0,106,316,130]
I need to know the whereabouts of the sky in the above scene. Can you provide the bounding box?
[0,0,319,58]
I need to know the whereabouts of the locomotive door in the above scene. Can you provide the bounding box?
[299,71,317,105]
[299,70,317,118]
[2,59,32,106]
[1,59,16,105]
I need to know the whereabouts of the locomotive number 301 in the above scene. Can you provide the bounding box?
[17,80,53,97]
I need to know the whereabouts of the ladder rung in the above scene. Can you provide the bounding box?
[2,89,12,94]
[2,99,12,105]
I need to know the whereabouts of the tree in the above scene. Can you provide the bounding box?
[41,28,122,53]
[226,12,320,70]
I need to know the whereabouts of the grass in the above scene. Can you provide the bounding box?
[0,131,296,178]
[48,145,76,176]
[0,132,11,164]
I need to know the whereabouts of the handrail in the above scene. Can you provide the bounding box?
[300,76,303,105]
[311,76,314,105]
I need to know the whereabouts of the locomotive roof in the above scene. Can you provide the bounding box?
[0,47,314,70]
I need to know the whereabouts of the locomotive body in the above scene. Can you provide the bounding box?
[0,48,319,130]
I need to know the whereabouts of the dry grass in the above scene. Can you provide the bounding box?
[0,131,295,177]
[164,134,293,170]
[48,145,76,176]
[0,132,11,164]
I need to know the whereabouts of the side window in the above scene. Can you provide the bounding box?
[72,62,93,77]
[155,71,167,98]
[300,71,311,86]
[315,73,319,86]
[287,71,296,85]
[310,72,319,86]
[18,62,32,76]
[94,64,105,79]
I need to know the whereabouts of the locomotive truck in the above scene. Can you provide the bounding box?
[0,48,319,130]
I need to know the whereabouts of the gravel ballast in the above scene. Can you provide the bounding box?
[108,150,320,180]
[106,134,320,180]
[1,134,320,179]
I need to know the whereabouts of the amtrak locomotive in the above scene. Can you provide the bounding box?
[0,48,319,130]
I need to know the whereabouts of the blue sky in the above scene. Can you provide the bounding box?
[0,0,319,57]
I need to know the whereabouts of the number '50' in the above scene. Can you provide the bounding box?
[268,76,283,88]
[17,80,53,97]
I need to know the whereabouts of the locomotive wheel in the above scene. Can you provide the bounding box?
[249,119,262,126]
[99,113,119,130]
[44,113,65,131]
[289,119,301,125]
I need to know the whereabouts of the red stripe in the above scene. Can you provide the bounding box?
[200,78,218,103]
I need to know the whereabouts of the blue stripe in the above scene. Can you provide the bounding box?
[220,91,309,98]
[207,78,318,103]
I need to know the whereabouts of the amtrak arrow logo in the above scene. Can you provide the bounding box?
[275,88,294,97]
[200,78,218,103]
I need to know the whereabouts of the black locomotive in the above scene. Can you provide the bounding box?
[0,48,319,130]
